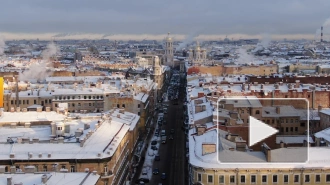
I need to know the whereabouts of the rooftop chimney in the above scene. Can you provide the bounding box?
[321,26,323,43]
[7,176,12,185]
[41,174,48,183]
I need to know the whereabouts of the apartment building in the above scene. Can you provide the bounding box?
[0,108,140,185]
[190,125,330,185]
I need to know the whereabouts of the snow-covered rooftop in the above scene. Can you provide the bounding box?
[0,111,65,123]
[0,172,100,185]
[0,109,139,160]
[189,127,329,169]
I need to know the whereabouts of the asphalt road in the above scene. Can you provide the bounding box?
[149,75,186,185]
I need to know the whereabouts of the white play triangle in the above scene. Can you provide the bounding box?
[249,116,279,147]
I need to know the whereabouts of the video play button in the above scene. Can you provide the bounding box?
[249,116,279,147]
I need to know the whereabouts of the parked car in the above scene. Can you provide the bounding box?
[161,173,166,180]
[151,140,157,145]
[155,155,160,161]
[151,146,158,150]
[135,178,150,183]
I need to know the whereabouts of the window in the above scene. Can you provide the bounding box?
[84,96,86,99]
[72,103,75,107]
[315,174,320,182]
[326,174,330,182]
[43,165,47,172]
[295,119,299,123]
[305,174,310,183]
[285,95,288,98]
[104,181,108,185]
[61,165,66,169]
[273,175,278,183]
[207,175,213,183]
[138,112,140,116]
[89,103,92,106]
[241,110,244,114]
[49,99,51,103]
[219,175,224,183]
[251,175,256,183]
[89,96,91,99]
[230,175,235,183]
[78,103,81,107]
[284,174,289,183]
[34,100,37,104]
[35,165,38,172]
[45,100,48,104]
[290,127,293,132]
[104,166,108,173]
[300,122,305,127]
[57,127,62,130]
[256,110,260,114]
[197,173,202,182]
[272,119,274,124]
[55,103,58,107]
[70,166,75,172]
[241,175,246,183]
[11,100,13,105]
[286,127,288,132]
[295,127,298,132]
[117,104,120,108]
[138,104,140,108]
[27,100,29,104]
[291,119,293,123]
[294,174,299,183]
[262,175,267,183]
[122,104,125,108]
[72,96,75,100]
[308,94,310,98]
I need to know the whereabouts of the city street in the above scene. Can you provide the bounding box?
[149,74,186,185]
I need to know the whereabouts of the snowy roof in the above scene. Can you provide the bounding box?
[27,104,43,109]
[189,127,330,169]
[0,172,100,185]
[262,106,300,117]
[0,111,65,123]
[315,128,330,142]
[46,76,108,83]
[276,135,314,144]
[223,96,262,108]
[320,109,330,116]
[0,109,139,160]
[133,92,149,103]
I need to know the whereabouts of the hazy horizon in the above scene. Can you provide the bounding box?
[1,0,330,41]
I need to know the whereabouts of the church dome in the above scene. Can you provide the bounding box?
[166,32,172,41]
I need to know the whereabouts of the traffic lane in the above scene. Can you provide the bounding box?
[173,87,185,185]
[149,105,174,185]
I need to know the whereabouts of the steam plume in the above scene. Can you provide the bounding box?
[102,34,114,39]
[252,33,272,53]
[237,48,254,64]
[176,31,202,51]
[19,42,58,81]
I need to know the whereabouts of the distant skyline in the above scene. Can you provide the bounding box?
[1,0,330,40]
